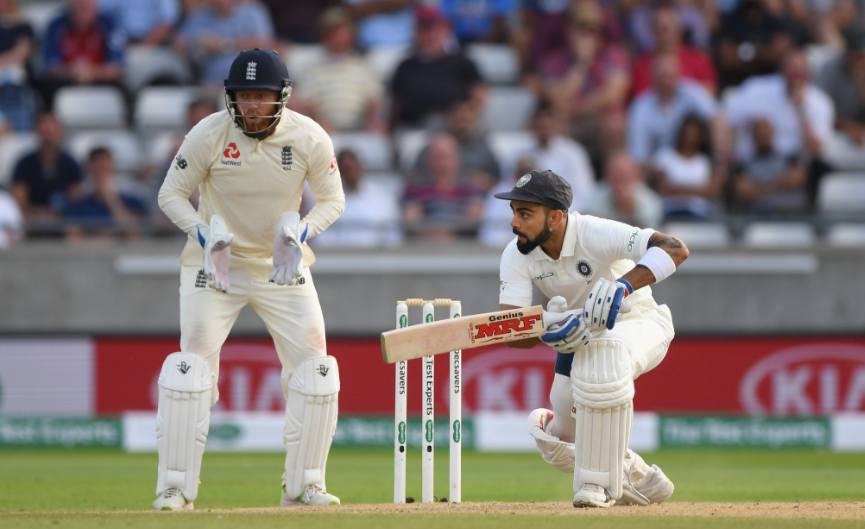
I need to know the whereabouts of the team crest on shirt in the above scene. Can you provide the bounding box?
[577,260,593,279]
[282,145,293,170]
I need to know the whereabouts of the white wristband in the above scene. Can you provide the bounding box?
[637,246,677,283]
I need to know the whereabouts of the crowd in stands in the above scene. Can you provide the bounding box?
[0,0,864,249]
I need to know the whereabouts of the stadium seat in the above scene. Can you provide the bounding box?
[488,131,537,172]
[367,46,411,83]
[20,1,62,37]
[0,133,38,187]
[826,223,865,247]
[147,132,180,169]
[466,44,519,85]
[55,86,126,130]
[663,222,731,248]
[480,87,537,131]
[135,87,203,132]
[823,133,865,171]
[742,222,816,248]
[68,131,142,173]
[124,46,194,94]
[331,132,392,172]
[285,44,326,77]
[805,44,839,79]
[817,173,865,213]
[395,130,430,172]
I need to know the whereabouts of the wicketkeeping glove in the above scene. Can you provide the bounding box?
[270,212,309,286]
[197,215,234,293]
[584,278,633,331]
[541,296,589,354]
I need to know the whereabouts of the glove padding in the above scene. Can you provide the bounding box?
[584,278,632,331]
[270,212,309,286]
[198,215,234,293]
[541,296,589,354]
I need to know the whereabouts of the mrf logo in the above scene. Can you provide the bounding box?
[471,313,542,343]
[740,344,865,415]
[223,143,241,159]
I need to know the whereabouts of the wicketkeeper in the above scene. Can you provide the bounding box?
[154,48,345,510]
[495,169,688,507]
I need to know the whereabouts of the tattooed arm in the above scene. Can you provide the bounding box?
[618,232,689,291]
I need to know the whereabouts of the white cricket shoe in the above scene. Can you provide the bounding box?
[280,485,341,506]
[573,484,614,508]
[634,464,674,503]
[153,488,193,511]
[619,450,674,506]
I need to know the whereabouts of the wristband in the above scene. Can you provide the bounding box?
[636,246,677,283]
[615,278,633,295]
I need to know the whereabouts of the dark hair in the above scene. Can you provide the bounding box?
[88,146,112,162]
[532,98,555,120]
[188,97,216,113]
[674,114,709,155]
[337,148,359,166]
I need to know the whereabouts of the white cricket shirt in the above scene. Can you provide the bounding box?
[499,212,657,312]
[158,109,345,267]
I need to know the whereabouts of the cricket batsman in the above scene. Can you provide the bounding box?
[153,49,345,510]
[494,169,688,508]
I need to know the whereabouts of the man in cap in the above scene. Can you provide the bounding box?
[154,48,345,510]
[494,169,688,507]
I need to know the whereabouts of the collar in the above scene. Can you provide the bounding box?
[533,211,578,262]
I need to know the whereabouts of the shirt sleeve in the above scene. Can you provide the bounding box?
[580,215,656,263]
[42,18,62,69]
[499,242,533,307]
[157,119,214,234]
[303,125,346,239]
[103,15,126,64]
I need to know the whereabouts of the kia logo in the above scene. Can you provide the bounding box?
[739,344,865,415]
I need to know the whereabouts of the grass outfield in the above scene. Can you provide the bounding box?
[1,448,864,528]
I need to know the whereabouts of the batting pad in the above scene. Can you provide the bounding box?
[156,352,213,501]
[283,356,340,499]
[571,340,635,500]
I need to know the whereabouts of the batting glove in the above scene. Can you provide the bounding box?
[584,278,633,331]
[197,215,234,293]
[541,296,589,354]
[270,212,308,286]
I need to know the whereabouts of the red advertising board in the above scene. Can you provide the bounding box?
[95,336,865,416]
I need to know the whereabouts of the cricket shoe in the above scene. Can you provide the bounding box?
[280,485,341,506]
[153,488,193,511]
[618,450,674,506]
[573,484,614,508]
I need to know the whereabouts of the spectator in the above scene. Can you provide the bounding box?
[0,0,37,131]
[716,0,794,89]
[0,187,22,247]
[414,97,500,190]
[584,151,663,228]
[627,53,721,167]
[390,6,484,131]
[10,113,82,220]
[725,51,834,167]
[546,1,630,162]
[62,147,147,239]
[39,0,126,109]
[175,0,276,85]
[402,134,484,239]
[816,28,865,157]
[732,118,809,214]
[651,114,725,220]
[313,149,402,247]
[343,0,414,48]
[479,153,534,247]
[628,0,711,53]
[631,5,717,96]
[0,109,9,137]
[524,99,595,212]
[99,0,180,45]
[295,7,383,133]
[440,0,513,45]
[259,0,338,43]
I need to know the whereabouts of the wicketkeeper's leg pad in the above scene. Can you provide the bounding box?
[282,356,340,499]
[156,352,213,502]
[571,339,635,500]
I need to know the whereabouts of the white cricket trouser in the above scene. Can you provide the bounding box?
[179,257,327,406]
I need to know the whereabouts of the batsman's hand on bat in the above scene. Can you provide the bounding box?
[541,296,589,354]
[584,278,632,331]
[270,212,308,286]
[197,215,234,293]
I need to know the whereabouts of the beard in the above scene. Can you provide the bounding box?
[514,221,553,255]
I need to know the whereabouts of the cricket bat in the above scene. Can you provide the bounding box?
[381,305,575,364]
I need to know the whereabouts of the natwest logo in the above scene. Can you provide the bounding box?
[223,143,241,159]
[472,314,542,341]
[740,344,865,415]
